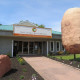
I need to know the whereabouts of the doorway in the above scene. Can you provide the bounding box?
[13,41,43,56]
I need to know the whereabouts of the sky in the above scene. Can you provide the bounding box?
[0,0,80,32]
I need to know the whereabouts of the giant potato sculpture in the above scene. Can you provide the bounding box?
[0,55,11,77]
[61,8,80,54]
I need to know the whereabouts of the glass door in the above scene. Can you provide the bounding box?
[29,42,34,54]
[23,42,28,54]
[34,42,42,55]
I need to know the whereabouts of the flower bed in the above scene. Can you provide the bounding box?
[0,57,44,80]
[48,54,80,69]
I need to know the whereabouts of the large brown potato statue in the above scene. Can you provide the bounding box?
[0,55,11,77]
[61,8,80,54]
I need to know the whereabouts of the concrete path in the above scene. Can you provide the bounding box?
[23,56,80,80]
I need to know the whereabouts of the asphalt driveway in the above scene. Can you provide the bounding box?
[23,56,80,80]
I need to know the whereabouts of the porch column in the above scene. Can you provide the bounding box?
[12,40,13,57]
[42,42,43,54]
[47,41,48,56]
[28,41,29,54]
[22,42,23,54]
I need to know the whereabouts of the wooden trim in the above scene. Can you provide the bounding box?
[50,41,54,52]
[13,33,52,38]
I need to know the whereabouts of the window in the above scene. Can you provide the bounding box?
[56,41,60,51]
[62,44,65,51]
[50,41,54,51]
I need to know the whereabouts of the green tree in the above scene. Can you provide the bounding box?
[38,24,45,28]
[35,24,39,26]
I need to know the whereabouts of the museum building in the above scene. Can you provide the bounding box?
[0,21,64,57]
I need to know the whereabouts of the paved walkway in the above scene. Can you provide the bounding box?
[23,56,80,80]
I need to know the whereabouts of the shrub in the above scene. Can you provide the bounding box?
[32,74,37,80]
[22,68,27,72]
[65,51,70,55]
[16,54,20,60]
[6,52,11,57]
[48,53,51,57]
[57,51,64,55]
[20,75,24,79]
[32,74,36,77]
[8,79,13,80]
[18,58,25,65]
[48,51,55,56]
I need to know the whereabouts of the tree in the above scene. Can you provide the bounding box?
[38,24,45,28]
[35,24,45,28]
[35,24,39,26]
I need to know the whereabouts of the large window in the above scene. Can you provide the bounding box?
[56,41,60,51]
[50,41,54,51]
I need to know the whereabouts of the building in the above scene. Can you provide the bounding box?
[0,21,64,57]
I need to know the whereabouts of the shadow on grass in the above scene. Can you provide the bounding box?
[3,68,18,77]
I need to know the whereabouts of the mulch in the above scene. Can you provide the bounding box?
[0,57,44,80]
[49,57,80,69]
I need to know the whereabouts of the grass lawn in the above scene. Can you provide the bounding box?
[52,54,80,61]
[48,54,80,69]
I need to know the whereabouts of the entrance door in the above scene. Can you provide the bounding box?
[13,41,18,56]
[13,41,43,56]
[23,42,28,54]
[34,42,42,55]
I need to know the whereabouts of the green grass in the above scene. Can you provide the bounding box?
[52,54,80,61]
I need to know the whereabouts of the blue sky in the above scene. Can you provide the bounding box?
[0,0,80,31]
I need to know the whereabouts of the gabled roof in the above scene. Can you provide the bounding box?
[14,20,38,27]
[0,25,61,35]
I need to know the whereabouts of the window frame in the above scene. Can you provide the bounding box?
[56,41,60,52]
[61,43,65,51]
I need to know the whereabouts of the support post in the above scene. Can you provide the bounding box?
[28,41,29,54]
[42,42,43,55]
[12,40,13,57]
[47,41,48,56]
[74,54,76,60]
[22,42,23,54]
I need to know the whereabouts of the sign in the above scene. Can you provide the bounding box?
[13,26,52,38]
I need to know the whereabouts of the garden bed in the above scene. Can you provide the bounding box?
[0,57,44,80]
[48,54,80,69]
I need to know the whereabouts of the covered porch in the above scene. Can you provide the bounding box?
[13,40,47,56]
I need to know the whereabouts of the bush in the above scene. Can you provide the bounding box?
[57,51,64,55]
[48,53,51,57]
[22,68,27,72]
[18,58,25,65]
[20,75,24,79]
[65,51,70,55]
[16,54,20,60]
[48,51,55,56]
[32,74,37,79]
[16,55,25,65]
[6,52,11,57]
